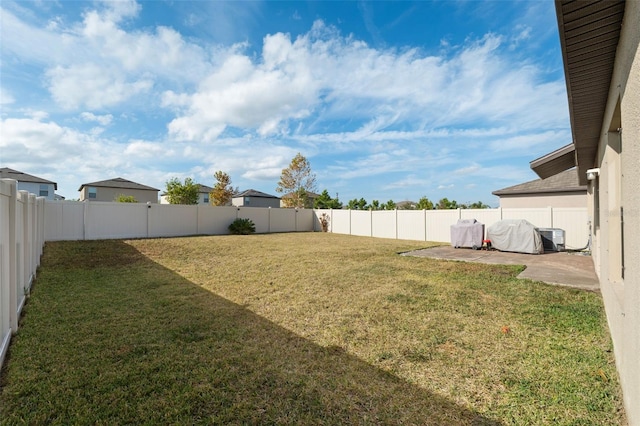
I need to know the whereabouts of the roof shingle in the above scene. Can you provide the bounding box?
[492,169,586,196]
[78,177,159,192]
[0,167,57,190]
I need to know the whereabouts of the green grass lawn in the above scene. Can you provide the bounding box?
[0,233,625,424]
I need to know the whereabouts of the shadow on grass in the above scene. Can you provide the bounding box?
[1,240,501,425]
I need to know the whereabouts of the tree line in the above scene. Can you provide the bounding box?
[160,152,490,210]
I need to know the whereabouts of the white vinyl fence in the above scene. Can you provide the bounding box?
[316,207,590,250]
[44,202,590,250]
[0,179,45,369]
[44,201,316,241]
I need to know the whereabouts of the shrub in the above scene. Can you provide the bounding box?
[319,213,330,232]
[115,194,137,203]
[228,218,256,235]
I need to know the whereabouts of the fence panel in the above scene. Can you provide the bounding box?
[426,210,461,242]
[502,208,552,228]
[461,209,502,228]
[351,210,372,237]
[86,202,148,240]
[197,206,237,235]
[149,204,198,238]
[552,207,590,249]
[238,208,270,234]
[45,201,85,241]
[372,210,397,239]
[330,210,351,234]
[296,209,315,232]
[270,208,296,233]
[397,210,426,241]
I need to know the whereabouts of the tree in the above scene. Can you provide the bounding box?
[165,177,199,205]
[314,189,343,209]
[276,153,317,208]
[436,198,459,209]
[115,194,137,203]
[210,171,238,206]
[370,200,381,210]
[416,196,434,210]
[347,198,368,210]
[462,201,490,209]
[383,200,396,210]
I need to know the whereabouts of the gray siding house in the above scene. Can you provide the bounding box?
[232,189,280,208]
[0,168,58,201]
[78,177,159,203]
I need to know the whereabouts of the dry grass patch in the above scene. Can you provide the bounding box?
[0,233,624,425]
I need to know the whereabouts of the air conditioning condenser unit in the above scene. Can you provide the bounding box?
[537,228,565,252]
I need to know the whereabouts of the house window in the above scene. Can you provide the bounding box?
[39,184,49,197]
[204,196,209,204]
[88,187,97,199]
[245,197,250,205]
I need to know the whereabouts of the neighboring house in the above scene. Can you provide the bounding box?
[279,191,320,208]
[232,189,280,208]
[539,2,639,423]
[160,184,214,205]
[492,168,587,208]
[396,200,417,210]
[78,177,159,203]
[0,167,58,201]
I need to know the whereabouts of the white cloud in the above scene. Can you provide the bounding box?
[80,112,113,126]
[123,140,171,158]
[46,64,153,110]
[165,38,319,142]
[162,20,567,144]
[382,175,430,190]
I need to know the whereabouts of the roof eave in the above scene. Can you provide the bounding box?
[530,143,576,179]
[555,0,625,185]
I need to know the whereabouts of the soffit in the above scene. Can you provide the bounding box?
[530,143,576,179]
[555,0,625,185]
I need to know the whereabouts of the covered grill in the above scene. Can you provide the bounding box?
[450,219,485,250]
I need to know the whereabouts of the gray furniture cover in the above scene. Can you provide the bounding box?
[451,219,485,249]
[486,219,544,254]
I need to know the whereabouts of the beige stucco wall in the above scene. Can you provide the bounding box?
[498,192,586,209]
[590,3,640,424]
[80,186,158,203]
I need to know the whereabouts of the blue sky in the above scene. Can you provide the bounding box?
[1,0,570,205]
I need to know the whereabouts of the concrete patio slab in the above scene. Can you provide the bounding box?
[402,246,599,291]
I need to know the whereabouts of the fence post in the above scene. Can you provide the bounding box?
[146,202,151,238]
[424,209,427,242]
[4,181,18,332]
[548,206,554,228]
[370,209,373,237]
[268,207,272,233]
[395,208,398,240]
[83,201,88,240]
[18,192,28,293]
[31,195,37,277]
